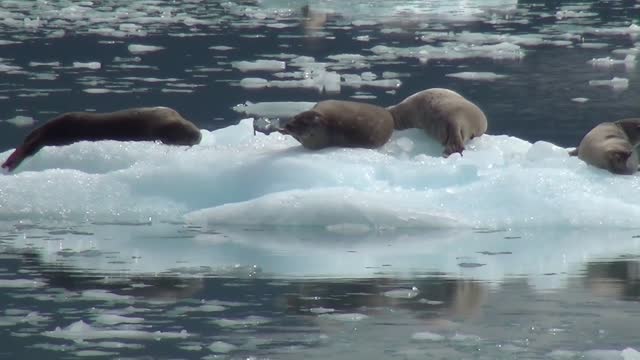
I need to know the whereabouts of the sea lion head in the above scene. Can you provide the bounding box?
[606,149,638,175]
[281,110,329,150]
[158,121,202,146]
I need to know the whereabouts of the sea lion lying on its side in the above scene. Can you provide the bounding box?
[2,106,202,172]
[569,118,640,175]
[254,100,395,150]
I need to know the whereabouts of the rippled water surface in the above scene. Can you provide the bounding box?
[1,0,640,359]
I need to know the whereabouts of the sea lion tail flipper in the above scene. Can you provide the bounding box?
[1,146,27,172]
[568,148,578,156]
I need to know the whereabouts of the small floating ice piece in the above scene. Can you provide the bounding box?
[208,341,237,353]
[211,316,270,327]
[383,287,420,299]
[80,290,133,302]
[548,349,579,359]
[83,88,111,94]
[318,313,368,321]
[589,77,629,90]
[309,307,335,314]
[209,45,234,51]
[232,60,285,72]
[0,279,44,288]
[4,115,35,127]
[72,61,101,69]
[29,61,61,67]
[571,97,589,103]
[233,101,315,118]
[239,77,269,89]
[43,321,189,341]
[75,350,117,357]
[127,44,164,54]
[588,55,636,68]
[411,331,445,341]
[446,71,507,81]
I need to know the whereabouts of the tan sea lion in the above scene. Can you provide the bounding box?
[569,118,640,175]
[279,100,395,150]
[2,106,201,172]
[387,88,488,156]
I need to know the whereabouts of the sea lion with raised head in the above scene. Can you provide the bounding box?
[387,88,488,156]
[2,106,201,172]
[255,100,395,150]
[569,118,640,175]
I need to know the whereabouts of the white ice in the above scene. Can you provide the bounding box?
[2,118,640,230]
[445,71,507,81]
[43,320,189,340]
[589,77,629,90]
[127,44,164,54]
[4,115,35,127]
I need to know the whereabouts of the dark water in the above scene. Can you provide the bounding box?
[2,0,640,359]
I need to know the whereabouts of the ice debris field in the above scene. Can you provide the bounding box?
[2,115,640,230]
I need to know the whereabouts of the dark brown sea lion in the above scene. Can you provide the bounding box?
[2,106,201,172]
[569,118,640,175]
[387,88,488,156]
[278,100,395,150]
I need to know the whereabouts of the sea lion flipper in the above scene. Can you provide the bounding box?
[568,148,578,156]
[443,121,465,157]
[1,147,27,172]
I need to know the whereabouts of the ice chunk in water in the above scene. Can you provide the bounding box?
[72,61,101,69]
[446,71,507,81]
[411,331,445,341]
[589,77,629,90]
[4,115,35,127]
[383,287,420,299]
[127,44,164,54]
[232,60,286,72]
[208,341,237,353]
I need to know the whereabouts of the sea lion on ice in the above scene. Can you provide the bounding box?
[255,100,395,150]
[2,106,202,172]
[569,118,640,175]
[387,88,488,156]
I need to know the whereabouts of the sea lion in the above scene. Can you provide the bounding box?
[387,88,488,156]
[569,118,640,175]
[2,106,201,172]
[276,100,395,150]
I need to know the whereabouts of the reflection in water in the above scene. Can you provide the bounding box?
[585,258,640,300]
[1,223,640,358]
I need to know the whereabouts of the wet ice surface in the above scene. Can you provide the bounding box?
[2,0,640,359]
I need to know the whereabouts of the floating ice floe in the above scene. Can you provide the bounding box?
[445,71,507,81]
[43,320,189,341]
[4,116,35,127]
[383,287,420,299]
[72,61,101,69]
[588,76,629,90]
[587,55,636,69]
[127,44,164,54]
[232,60,286,72]
[411,331,445,341]
[208,341,237,354]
